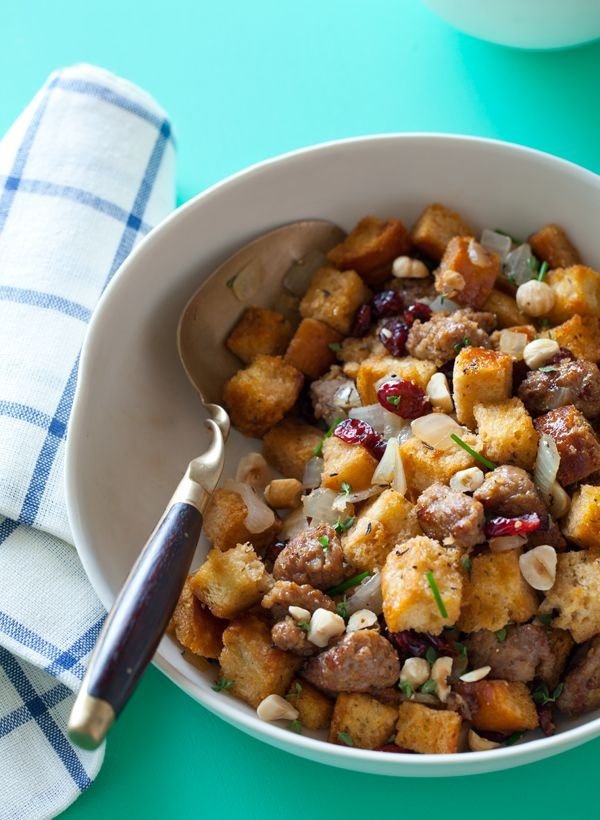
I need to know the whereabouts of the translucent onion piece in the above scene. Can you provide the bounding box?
[467,238,489,267]
[498,330,528,359]
[549,481,570,519]
[282,248,327,296]
[545,387,574,411]
[332,486,382,512]
[371,438,398,486]
[383,412,408,440]
[346,571,383,616]
[480,229,512,263]
[231,257,265,301]
[534,434,560,504]
[488,534,527,553]
[333,383,361,411]
[302,488,339,524]
[349,404,386,433]
[396,423,414,445]
[235,452,271,490]
[411,413,462,451]
[504,243,535,287]
[223,479,275,533]
[303,456,324,490]
[428,295,461,313]
[279,506,309,540]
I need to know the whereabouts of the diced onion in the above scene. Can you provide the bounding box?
[235,452,271,490]
[411,413,462,451]
[333,383,361,411]
[303,456,324,489]
[549,481,570,519]
[332,486,382,512]
[349,404,386,433]
[384,413,409,440]
[480,229,512,262]
[396,424,414,445]
[231,257,265,301]
[279,506,309,539]
[282,248,327,296]
[504,243,535,287]
[534,434,560,504]
[223,478,275,533]
[428,295,461,313]
[302,488,339,524]
[488,535,527,553]
[498,330,528,359]
[346,571,383,616]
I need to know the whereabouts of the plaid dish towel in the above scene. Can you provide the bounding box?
[0,65,175,819]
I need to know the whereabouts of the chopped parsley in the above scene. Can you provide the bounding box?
[340,480,352,497]
[337,731,354,746]
[336,599,349,620]
[225,275,237,289]
[294,682,303,694]
[386,395,401,407]
[420,680,438,695]
[212,677,235,692]
[538,365,557,373]
[326,570,370,596]
[539,318,550,330]
[313,417,343,457]
[453,336,471,354]
[538,261,549,281]
[495,627,507,642]
[425,646,438,664]
[426,571,448,619]
[533,683,564,706]
[504,731,525,746]
[461,556,472,574]
[399,680,414,697]
[328,342,342,353]
[455,641,468,659]
[297,621,310,633]
[334,516,355,535]
[450,434,497,471]
[538,613,553,626]
[319,535,330,552]
[288,719,303,733]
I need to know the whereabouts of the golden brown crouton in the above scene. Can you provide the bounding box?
[327,216,410,283]
[204,488,280,552]
[410,202,474,262]
[482,289,529,329]
[453,347,513,429]
[529,223,581,269]
[356,355,437,406]
[342,488,421,572]
[284,317,343,379]
[473,398,538,471]
[264,478,304,509]
[548,314,600,363]
[534,405,600,486]
[299,266,372,335]
[219,615,301,708]
[399,434,477,498]
[458,550,539,633]
[545,265,600,324]
[395,702,463,754]
[463,680,539,734]
[168,577,227,659]
[320,435,378,493]
[263,419,323,481]
[329,693,398,749]
[286,679,333,730]
[223,355,303,438]
[563,485,600,549]
[226,306,293,364]
[539,551,600,642]
[381,536,464,635]
[190,543,272,619]
[437,236,500,309]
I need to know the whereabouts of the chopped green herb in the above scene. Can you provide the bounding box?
[340,480,352,497]
[288,719,303,733]
[319,535,330,552]
[336,599,349,620]
[453,336,471,354]
[538,261,549,281]
[461,556,472,574]
[294,681,303,694]
[420,679,438,695]
[297,621,311,633]
[426,571,448,619]
[539,318,550,330]
[313,417,343,457]
[212,677,235,692]
[386,395,401,407]
[326,570,370,596]
[225,275,237,289]
[504,731,525,746]
[538,613,553,626]
[495,627,507,642]
[398,680,414,697]
[328,342,342,353]
[533,682,564,706]
[450,434,497,471]
[337,731,354,746]
[538,365,557,373]
[333,516,355,535]
[455,641,468,659]
[425,646,438,664]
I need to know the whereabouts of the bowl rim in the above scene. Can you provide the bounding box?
[66,132,600,773]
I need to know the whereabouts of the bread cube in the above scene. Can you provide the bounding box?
[462,680,539,733]
[534,405,600,486]
[320,435,377,493]
[563,485,600,548]
[219,615,301,708]
[284,317,343,379]
[410,202,474,261]
[395,702,463,754]
[539,551,600,642]
[204,488,281,552]
[338,334,380,365]
[226,306,293,364]
[223,355,303,438]
[342,488,421,572]
[299,266,372,335]
[437,236,500,309]
[549,314,600,363]
[329,693,398,749]
[263,419,323,481]
[168,577,227,658]
[190,543,271,619]
[327,216,410,283]
[458,550,539,633]
[399,434,477,498]
[473,398,538,471]
[529,223,581,269]
[382,536,463,635]
[546,265,600,324]
[264,478,303,509]
[482,289,529,329]
[453,347,513,429]
[286,679,333,730]
[537,628,575,690]
[356,355,437,405]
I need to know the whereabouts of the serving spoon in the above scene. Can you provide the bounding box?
[68,219,345,750]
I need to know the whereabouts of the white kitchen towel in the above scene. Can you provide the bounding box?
[0,64,175,820]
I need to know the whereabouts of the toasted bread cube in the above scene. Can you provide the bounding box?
[563,485,600,548]
[534,405,600,486]
[299,266,372,335]
[464,680,539,733]
[549,314,600,363]
[458,550,539,633]
[395,702,463,754]
[190,543,271,619]
[226,306,293,364]
[356,355,437,405]
[529,224,581,269]
[223,355,303,438]
[204,488,281,552]
[382,536,463,635]
[284,318,343,379]
[168,577,227,658]
[545,265,600,324]
[482,288,529,329]
[219,615,300,708]
[410,203,474,262]
[338,334,380,365]
[329,693,398,749]
[342,488,421,572]
[263,419,323,481]
[286,679,333,730]
[264,478,303,509]
[327,216,410,282]
[453,347,512,429]
[437,236,500,309]
[539,551,600,642]
[321,435,377,492]
[537,629,575,690]
[399,435,477,498]
[474,398,538,471]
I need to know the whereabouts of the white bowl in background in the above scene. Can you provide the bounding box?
[66,134,600,776]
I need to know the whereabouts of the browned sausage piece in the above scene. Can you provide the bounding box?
[416,482,486,549]
[473,465,546,518]
[273,523,345,589]
[534,405,600,486]
[518,360,600,418]
[302,631,400,693]
[310,375,355,426]
[557,635,600,716]
[407,312,491,366]
[271,617,318,656]
[261,580,336,620]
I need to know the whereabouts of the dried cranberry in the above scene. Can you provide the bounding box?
[265,540,287,566]
[351,304,372,337]
[377,379,431,419]
[372,290,404,318]
[379,319,409,356]
[485,512,542,537]
[384,628,457,660]
[373,744,414,754]
[403,302,432,326]
[538,704,556,737]
[333,417,386,460]
[548,346,575,365]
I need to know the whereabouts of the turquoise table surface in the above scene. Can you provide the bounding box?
[3,2,600,818]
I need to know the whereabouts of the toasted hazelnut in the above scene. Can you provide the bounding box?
[288,605,311,622]
[519,545,557,591]
[256,694,299,722]
[460,665,491,683]
[400,657,430,688]
[523,338,560,369]
[468,729,500,751]
[392,256,430,279]
[346,609,378,632]
[431,656,453,703]
[516,280,555,317]
[426,372,454,413]
[449,466,484,493]
[307,608,346,648]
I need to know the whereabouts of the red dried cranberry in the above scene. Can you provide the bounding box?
[383,628,457,660]
[403,302,432,326]
[351,304,372,337]
[372,290,404,318]
[377,379,431,419]
[379,319,409,356]
[333,418,386,460]
[538,705,556,737]
[548,346,576,365]
[265,540,287,566]
[485,512,542,537]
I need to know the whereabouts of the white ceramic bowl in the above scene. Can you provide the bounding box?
[66,134,600,776]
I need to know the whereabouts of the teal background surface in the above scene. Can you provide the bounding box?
[2,2,600,818]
